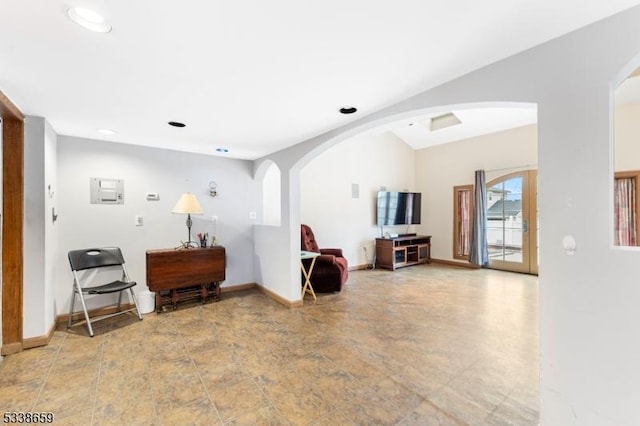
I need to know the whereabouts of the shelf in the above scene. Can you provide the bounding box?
[375,235,431,270]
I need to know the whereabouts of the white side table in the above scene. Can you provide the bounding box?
[300,250,320,302]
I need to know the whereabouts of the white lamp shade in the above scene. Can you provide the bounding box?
[172,193,203,214]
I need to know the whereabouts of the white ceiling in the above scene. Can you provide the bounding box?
[1,1,640,160]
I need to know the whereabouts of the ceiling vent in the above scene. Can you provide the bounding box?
[429,112,462,131]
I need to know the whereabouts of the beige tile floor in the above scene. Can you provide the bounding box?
[0,264,539,425]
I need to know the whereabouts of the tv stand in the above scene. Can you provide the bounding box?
[375,235,431,270]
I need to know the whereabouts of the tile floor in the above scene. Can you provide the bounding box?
[0,264,539,425]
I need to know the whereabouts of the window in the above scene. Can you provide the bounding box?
[614,171,640,246]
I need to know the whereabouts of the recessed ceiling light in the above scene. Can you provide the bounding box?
[97,128,116,135]
[339,106,358,114]
[168,121,186,128]
[215,147,229,153]
[66,7,112,33]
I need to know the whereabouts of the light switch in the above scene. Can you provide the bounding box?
[249,211,257,220]
[135,215,144,226]
[562,235,576,255]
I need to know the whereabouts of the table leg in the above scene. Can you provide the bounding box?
[301,256,317,302]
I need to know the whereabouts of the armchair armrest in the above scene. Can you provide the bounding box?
[316,254,337,264]
[320,248,343,257]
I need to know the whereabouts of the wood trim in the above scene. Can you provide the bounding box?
[221,283,256,293]
[486,170,538,274]
[58,303,137,325]
[255,284,303,308]
[453,184,474,261]
[0,91,24,120]
[0,342,22,356]
[221,282,303,308]
[431,258,480,269]
[528,170,539,274]
[349,263,370,271]
[2,105,24,355]
[23,321,57,350]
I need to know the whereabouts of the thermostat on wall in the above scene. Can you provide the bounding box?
[146,192,160,201]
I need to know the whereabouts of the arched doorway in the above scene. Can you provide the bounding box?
[486,170,538,274]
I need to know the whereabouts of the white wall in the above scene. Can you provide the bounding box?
[44,120,57,335]
[262,162,281,226]
[254,160,299,301]
[415,124,537,262]
[55,136,257,313]
[300,131,416,267]
[23,116,57,339]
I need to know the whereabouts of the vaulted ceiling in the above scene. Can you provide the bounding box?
[1,1,639,159]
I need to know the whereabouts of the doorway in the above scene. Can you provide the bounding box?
[486,170,538,274]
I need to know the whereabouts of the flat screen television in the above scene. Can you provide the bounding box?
[376,191,422,226]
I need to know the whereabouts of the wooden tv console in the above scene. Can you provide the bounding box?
[375,235,431,270]
[146,246,225,312]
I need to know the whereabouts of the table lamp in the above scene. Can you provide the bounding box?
[172,193,203,247]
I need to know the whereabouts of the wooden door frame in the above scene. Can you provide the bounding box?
[486,170,538,275]
[1,91,24,355]
[453,184,474,260]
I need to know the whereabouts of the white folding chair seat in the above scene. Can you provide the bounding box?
[68,247,142,336]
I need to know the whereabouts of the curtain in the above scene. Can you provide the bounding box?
[614,177,637,246]
[469,170,489,266]
[458,190,471,257]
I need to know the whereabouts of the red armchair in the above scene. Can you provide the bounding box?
[300,224,348,293]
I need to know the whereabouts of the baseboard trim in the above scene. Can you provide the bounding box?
[57,303,137,325]
[431,258,480,269]
[220,282,302,308]
[349,263,372,271]
[1,341,23,356]
[23,321,57,350]
[221,283,256,293]
[256,284,303,308]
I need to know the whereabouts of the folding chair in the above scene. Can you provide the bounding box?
[68,247,142,337]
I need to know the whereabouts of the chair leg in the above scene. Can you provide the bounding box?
[76,290,94,337]
[67,286,77,330]
[129,288,143,320]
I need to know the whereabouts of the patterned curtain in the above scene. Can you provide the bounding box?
[458,190,471,257]
[469,170,489,266]
[614,177,637,246]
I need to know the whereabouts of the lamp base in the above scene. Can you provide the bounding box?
[175,214,200,249]
[177,240,199,250]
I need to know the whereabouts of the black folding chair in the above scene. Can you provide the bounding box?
[68,247,142,336]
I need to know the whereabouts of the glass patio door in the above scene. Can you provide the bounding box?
[486,170,538,274]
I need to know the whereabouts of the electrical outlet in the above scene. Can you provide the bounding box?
[135,215,144,226]
[211,215,218,223]
[249,211,257,220]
